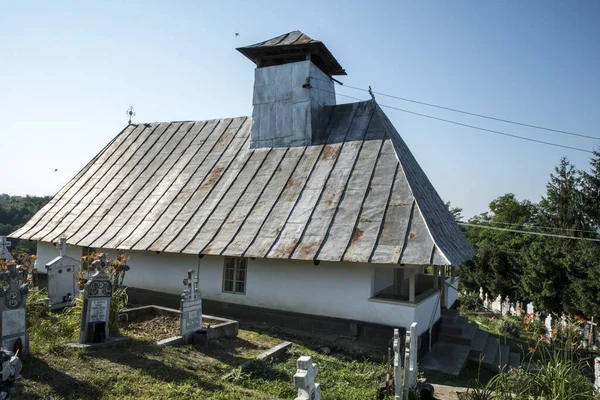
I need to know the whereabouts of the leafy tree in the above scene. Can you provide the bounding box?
[445,201,464,223]
[0,194,51,254]
[460,193,539,303]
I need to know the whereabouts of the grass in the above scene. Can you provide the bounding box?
[17,295,396,399]
[15,331,394,399]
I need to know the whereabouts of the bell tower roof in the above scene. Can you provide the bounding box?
[236,30,346,76]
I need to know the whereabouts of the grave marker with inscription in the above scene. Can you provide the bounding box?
[180,269,202,342]
[0,263,29,355]
[78,254,113,344]
[45,238,79,310]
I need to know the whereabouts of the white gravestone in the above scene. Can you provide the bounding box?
[294,356,321,400]
[45,238,79,310]
[595,357,600,391]
[0,238,11,261]
[545,314,553,339]
[0,263,29,356]
[403,322,418,398]
[393,328,403,400]
[180,269,202,341]
[78,254,112,344]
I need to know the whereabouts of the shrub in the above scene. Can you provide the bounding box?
[503,316,524,338]
[460,292,484,313]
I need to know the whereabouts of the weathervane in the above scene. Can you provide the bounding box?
[126,106,136,124]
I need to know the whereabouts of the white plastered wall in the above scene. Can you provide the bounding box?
[35,241,436,334]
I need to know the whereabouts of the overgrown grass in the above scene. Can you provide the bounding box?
[464,338,596,400]
[19,300,394,399]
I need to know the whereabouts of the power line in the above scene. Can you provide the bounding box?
[478,221,600,236]
[313,78,599,141]
[458,222,600,241]
[311,87,593,154]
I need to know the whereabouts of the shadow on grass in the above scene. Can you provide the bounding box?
[197,336,263,367]
[239,321,388,363]
[89,342,224,392]
[16,355,104,399]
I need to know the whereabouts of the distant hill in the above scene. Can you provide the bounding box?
[0,194,51,254]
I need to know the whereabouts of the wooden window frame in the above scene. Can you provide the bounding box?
[222,257,247,295]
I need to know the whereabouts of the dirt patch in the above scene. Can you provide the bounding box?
[121,314,179,341]
[121,313,223,341]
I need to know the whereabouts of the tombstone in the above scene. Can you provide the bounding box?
[0,238,11,261]
[45,238,79,310]
[403,322,418,397]
[180,269,202,342]
[393,329,403,400]
[294,356,321,400]
[595,357,600,391]
[0,263,29,356]
[78,254,112,344]
[545,314,553,339]
[526,302,535,316]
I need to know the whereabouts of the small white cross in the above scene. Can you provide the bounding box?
[55,238,70,257]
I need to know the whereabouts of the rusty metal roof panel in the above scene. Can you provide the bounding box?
[12,101,473,266]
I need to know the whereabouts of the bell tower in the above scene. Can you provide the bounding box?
[237,31,346,148]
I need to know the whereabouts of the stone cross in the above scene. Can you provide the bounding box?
[294,356,321,400]
[0,262,29,356]
[55,238,70,257]
[183,269,199,302]
[92,253,108,272]
[0,237,11,261]
[393,329,403,400]
[403,322,417,398]
[180,269,202,342]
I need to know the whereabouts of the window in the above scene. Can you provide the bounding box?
[82,247,97,269]
[222,257,247,294]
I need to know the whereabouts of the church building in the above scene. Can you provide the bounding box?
[11,31,474,355]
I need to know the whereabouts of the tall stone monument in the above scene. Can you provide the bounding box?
[180,269,202,342]
[404,322,418,390]
[294,356,321,400]
[45,238,79,310]
[0,238,11,261]
[393,328,403,400]
[78,254,112,344]
[0,263,29,356]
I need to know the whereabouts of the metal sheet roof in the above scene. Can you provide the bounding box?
[237,30,346,76]
[11,101,474,265]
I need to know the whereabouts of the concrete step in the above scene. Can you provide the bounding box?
[440,308,459,325]
[468,329,488,359]
[419,341,470,377]
[495,344,511,371]
[479,337,499,368]
[439,322,477,346]
[440,316,468,335]
[508,352,520,368]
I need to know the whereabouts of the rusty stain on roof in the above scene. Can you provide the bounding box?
[11,101,474,266]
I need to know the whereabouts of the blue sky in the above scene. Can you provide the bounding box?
[1,1,599,218]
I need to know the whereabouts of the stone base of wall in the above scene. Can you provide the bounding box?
[127,286,438,359]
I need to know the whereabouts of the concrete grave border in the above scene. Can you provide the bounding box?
[120,305,238,346]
